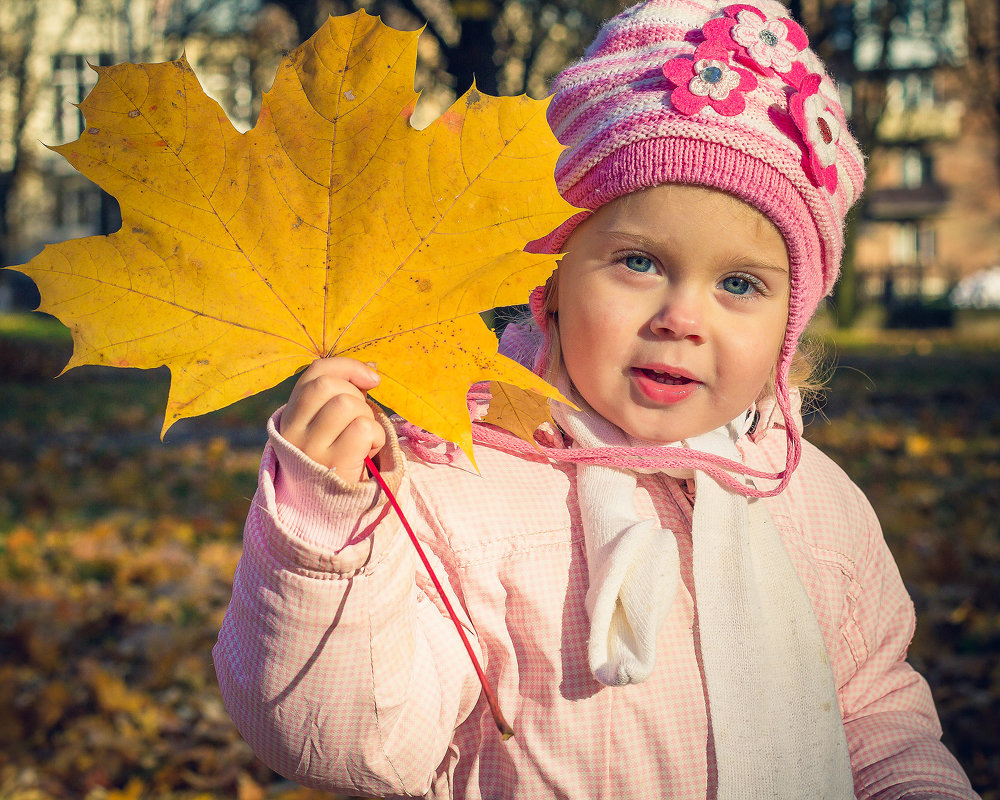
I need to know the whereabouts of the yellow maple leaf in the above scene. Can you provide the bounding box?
[483,380,556,446]
[9,11,575,459]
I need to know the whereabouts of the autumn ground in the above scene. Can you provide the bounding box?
[1,313,997,799]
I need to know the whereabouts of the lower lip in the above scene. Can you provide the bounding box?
[630,368,701,404]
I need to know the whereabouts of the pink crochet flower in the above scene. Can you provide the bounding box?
[787,73,841,192]
[662,41,758,116]
[702,4,808,80]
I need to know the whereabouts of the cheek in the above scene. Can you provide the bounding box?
[723,332,782,388]
[737,306,788,361]
[758,318,787,357]
[561,301,621,353]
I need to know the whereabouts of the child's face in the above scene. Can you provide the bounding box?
[554,184,790,443]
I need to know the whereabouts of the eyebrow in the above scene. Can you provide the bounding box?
[731,260,790,276]
[597,230,790,275]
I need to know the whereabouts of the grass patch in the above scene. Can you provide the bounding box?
[806,305,1000,355]
[0,311,71,342]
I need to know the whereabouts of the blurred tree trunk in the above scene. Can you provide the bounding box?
[448,2,501,95]
[0,1,42,268]
[278,0,325,41]
[963,0,1000,171]
[270,0,619,99]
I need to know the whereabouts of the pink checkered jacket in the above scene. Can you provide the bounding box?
[214,401,978,800]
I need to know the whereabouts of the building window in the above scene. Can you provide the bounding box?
[886,72,935,111]
[917,225,936,265]
[892,222,936,266]
[900,148,935,188]
[902,72,934,107]
[52,52,114,142]
[901,148,922,187]
[893,223,917,264]
[53,174,102,230]
[50,172,120,236]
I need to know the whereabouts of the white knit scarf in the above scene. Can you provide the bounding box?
[550,389,856,799]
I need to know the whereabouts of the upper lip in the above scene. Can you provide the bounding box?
[634,363,700,382]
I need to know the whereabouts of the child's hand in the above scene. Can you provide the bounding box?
[278,358,386,481]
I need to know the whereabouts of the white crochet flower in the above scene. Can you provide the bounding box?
[731,10,799,73]
[801,92,842,167]
[688,58,741,101]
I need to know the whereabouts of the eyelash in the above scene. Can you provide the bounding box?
[619,254,769,299]
[722,271,769,299]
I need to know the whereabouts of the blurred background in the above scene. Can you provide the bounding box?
[1,0,998,798]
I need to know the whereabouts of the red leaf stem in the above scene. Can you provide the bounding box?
[364,456,514,740]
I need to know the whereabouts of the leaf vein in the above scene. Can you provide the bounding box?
[332,103,542,352]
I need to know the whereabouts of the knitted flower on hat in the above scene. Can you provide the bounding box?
[662,41,758,116]
[788,73,845,192]
[702,3,809,78]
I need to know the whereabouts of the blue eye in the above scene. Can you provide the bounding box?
[721,275,757,296]
[624,255,655,273]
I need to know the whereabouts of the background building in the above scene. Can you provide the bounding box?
[849,0,1000,319]
[0,0,295,308]
[2,0,998,322]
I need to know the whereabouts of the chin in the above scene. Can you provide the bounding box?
[615,407,734,444]
[617,417,702,445]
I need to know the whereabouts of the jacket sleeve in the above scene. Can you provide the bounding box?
[839,485,979,800]
[212,406,483,797]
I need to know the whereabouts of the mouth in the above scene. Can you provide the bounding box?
[634,367,695,385]
[630,366,701,404]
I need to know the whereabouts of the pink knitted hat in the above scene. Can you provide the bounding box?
[526,0,866,494]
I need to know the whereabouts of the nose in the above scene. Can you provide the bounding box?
[648,289,704,341]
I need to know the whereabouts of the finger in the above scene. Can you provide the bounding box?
[279,357,385,467]
[291,357,380,404]
[303,391,373,443]
[290,369,362,414]
[283,359,379,432]
[283,363,378,439]
[321,415,387,479]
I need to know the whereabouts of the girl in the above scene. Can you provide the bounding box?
[214,0,978,797]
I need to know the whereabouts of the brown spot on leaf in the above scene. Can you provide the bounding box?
[128,110,140,118]
[439,110,462,135]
